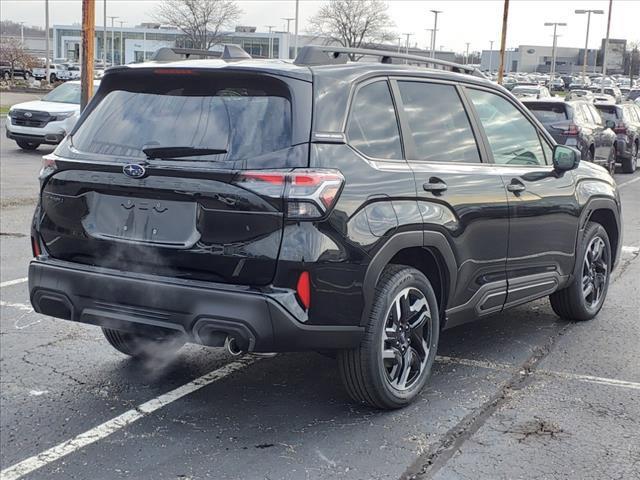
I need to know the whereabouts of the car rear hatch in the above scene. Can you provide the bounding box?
[37,66,312,286]
[525,102,574,144]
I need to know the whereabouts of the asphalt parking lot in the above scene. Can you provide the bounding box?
[1,117,639,480]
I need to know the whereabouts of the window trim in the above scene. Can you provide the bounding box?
[344,76,406,163]
[389,76,490,165]
[460,85,554,169]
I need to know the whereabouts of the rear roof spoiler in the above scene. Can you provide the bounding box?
[294,45,486,78]
[150,45,252,62]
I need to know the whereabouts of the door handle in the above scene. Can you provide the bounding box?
[507,179,526,193]
[423,178,448,193]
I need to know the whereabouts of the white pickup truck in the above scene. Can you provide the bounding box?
[31,64,68,83]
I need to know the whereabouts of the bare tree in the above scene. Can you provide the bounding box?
[308,0,395,50]
[0,37,36,80]
[154,0,242,50]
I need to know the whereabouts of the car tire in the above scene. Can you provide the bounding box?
[24,71,31,80]
[606,147,616,175]
[16,140,40,150]
[2,72,9,81]
[621,143,638,173]
[582,147,593,163]
[102,327,185,360]
[49,73,57,83]
[338,265,439,409]
[549,222,611,321]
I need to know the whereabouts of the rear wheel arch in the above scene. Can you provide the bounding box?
[587,208,620,266]
[361,231,457,326]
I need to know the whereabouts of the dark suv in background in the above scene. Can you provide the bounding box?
[522,98,617,174]
[29,46,622,409]
[594,102,640,173]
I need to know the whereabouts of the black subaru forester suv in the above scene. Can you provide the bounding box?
[29,46,622,409]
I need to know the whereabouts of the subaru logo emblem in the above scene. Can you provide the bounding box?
[123,164,146,178]
[24,112,32,118]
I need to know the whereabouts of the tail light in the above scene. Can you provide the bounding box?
[296,271,311,309]
[614,124,627,135]
[31,236,41,257]
[552,123,581,136]
[40,154,58,179]
[236,169,344,220]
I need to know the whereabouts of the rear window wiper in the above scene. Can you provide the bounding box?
[142,146,228,159]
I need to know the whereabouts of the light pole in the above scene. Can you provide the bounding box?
[19,21,25,44]
[103,0,107,66]
[430,10,442,59]
[107,15,118,65]
[575,9,603,80]
[45,0,50,83]
[403,33,413,59]
[488,40,494,73]
[465,42,470,65]
[544,22,566,88]
[265,25,276,59]
[425,29,434,56]
[282,17,294,33]
[601,0,613,93]
[118,20,126,65]
[293,0,299,58]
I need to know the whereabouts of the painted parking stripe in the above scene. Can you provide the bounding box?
[617,176,640,189]
[0,277,28,288]
[621,245,639,255]
[437,355,640,391]
[0,356,261,480]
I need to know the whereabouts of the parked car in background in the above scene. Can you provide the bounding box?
[566,89,595,102]
[548,77,565,91]
[523,98,617,174]
[561,75,575,90]
[0,64,32,81]
[5,80,100,150]
[58,64,81,81]
[627,89,640,102]
[32,63,68,83]
[26,46,622,410]
[512,85,552,99]
[569,77,591,90]
[593,93,617,104]
[594,102,640,173]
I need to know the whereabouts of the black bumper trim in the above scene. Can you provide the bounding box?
[6,129,63,145]
[28,259,364,352]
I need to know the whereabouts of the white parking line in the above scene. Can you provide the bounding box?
[617,176,640,189]
[0,278,28,289]
[0,356,261,480]
[0,301,33,313]
[621,245,639,255]
[437,355,640,391]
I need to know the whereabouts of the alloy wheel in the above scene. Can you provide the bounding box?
[582,236,608,309]
[381,287,432,391]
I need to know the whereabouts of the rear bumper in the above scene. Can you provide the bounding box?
[28,259,363,352]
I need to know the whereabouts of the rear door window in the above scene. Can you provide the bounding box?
[526,103,568,125]
[347,80,403,160]
[597,106,619,122]
[72,72,293,165]
[397,81,481,163]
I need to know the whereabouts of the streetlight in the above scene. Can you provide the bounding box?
[107,15,118,65]
[430,10,442,59]
[575,9,603,79]
[265,25,276,59]
[403,33,413,59]
[601,0,613,93]
[282,17,294,33]
[118,20,126,65]
[103,0,107,67]
[488,40,494,73]
[544,22,566,88]
[45,0,50,83]
[293,0,299,59]
[465,42,470,65]
[18,21,25,44]
[425,29,434,56]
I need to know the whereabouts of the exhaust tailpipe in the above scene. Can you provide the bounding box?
[224,336,244,356]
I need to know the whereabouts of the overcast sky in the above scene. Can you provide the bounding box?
[2,0,639,53]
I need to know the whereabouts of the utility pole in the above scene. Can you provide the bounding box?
[118,20,126,65]
[293,0,299,58]
[265,25,276,59]
[488,40,494,73]
[45,0,50,83]
[403,33,413,61]
[80,0,95,110]
[465,42,470,65]
[19,22,25,44]
[425,29,434,56]
[544,22,566,89]
[103,0,107,66]
[601,0,613,93]
[497,0,509,85]
[575,9,604,80]
[107,16,118,65]
[430,10,442,59]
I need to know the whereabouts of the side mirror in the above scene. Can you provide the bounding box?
[553,145,580,171]
[604,119,616,129]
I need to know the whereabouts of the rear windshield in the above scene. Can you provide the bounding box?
[43,82,81,104]
[596,106,619,120]
[72,72,292,163]
[525,103,568,124]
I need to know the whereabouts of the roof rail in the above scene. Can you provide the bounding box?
[294,45,485,78]
[150,45,251,62]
